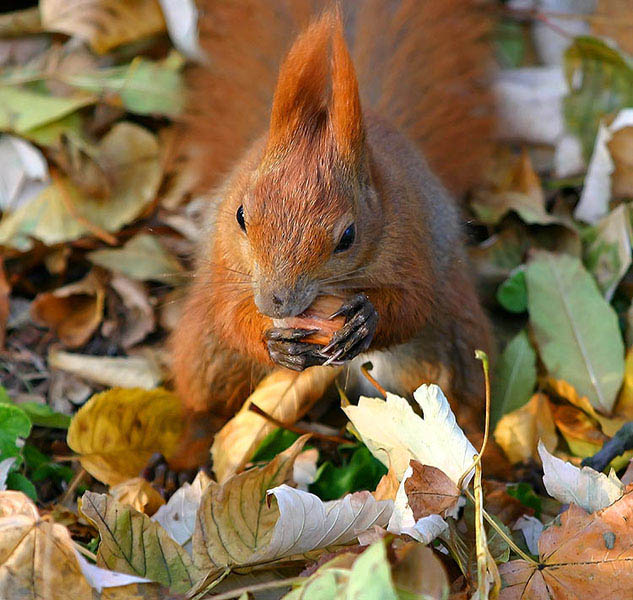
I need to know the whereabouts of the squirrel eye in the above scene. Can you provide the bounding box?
[236,205,246,232]
[335,224,355,253]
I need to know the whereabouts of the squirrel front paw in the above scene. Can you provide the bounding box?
[265,327,329,371]
[320,293,378,365]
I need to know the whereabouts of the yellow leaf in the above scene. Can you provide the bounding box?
[211,365,341,483]
[0,493,93,600]
[40,0,166,54]
[494,393,557,464]
[67,387,183,486]
[109,477,164,516]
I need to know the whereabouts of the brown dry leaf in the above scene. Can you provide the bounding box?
[0,492,93,599]
[67,387,183,486]
[392,543,450,600]
[609,126,633,197]
[483,481,534,526]
[31,270,105,347]
[81,492,198,594]
[110,477,164,516]
[110,274,156,349]
[374,465,400,501]
[40,0,166,54]
[49,347,163,389]
[499,489,633,599]
[494,393,557,463]
[550,402,609,461]
[193,436,309,577]
[211,365,342,483]
[404,460,460,519]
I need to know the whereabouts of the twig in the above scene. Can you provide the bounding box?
[360,361,387,398]
[200,576,306,600]
[582,421,633,472]
[60,467,88,506]
[73,541,97,562]
[51,170,119,246]
[457,351,491,491]
[248,403,349,445]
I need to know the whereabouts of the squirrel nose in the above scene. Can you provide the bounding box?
[272,293,284,307]
[255,283,316,319]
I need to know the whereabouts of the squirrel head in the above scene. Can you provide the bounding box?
[218,10,383,319]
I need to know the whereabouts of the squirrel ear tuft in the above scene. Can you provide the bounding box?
[330,9,364,162]
[266,9,364,164]
[266,13,330,154]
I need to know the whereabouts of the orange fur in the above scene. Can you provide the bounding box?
[168,2,494,467]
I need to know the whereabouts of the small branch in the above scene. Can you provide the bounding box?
[248,403,349,445]
[200,576,306,600]
[582,422,633,472]
[360,361,387,398]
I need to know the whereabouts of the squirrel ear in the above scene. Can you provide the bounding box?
[266,14,330,154]
[330,11,364,162]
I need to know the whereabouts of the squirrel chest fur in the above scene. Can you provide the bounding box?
[168,3,493,470]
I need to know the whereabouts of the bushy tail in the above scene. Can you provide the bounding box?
[177,0,493,196]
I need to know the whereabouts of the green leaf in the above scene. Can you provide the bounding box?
[282,541,398,600]
[507,483,543,518]
[564,36,633,159]
[497,268,528,313]
[6,471,37,502]
[63,55,185,117]
[491,330,537,425]
[251,428,300,462]
[0,385,9,403]
[526,251,624,414]
[17,402,70,429]
[0,404,31,459]
[493,21,526,69]
[88,233,185,283]
[310,445,387,502]
[0,85,93,134]
[23,444,74,484]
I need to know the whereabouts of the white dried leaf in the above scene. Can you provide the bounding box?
[343,384,477,487]
[158,0,205,61]
[0,457,16,490]
[258,484,392,561]
[73,549,150,592]
[292,448,318,491]
[151,471,210,554]
[538,441,624,512]
[513,515,544,556]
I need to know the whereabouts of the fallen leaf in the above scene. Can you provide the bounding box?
[282,541,398,600]
[158,0,204,60]
[151,470,210,553]
[293,448,318,491]
[499,491,633,599]
[67,387,183,486]
[0,458,16,491]
[494,393,557,464]
[109,274,156,349]
[193,436,309,575]
[262,485,392,562]
[0,491,149,599]
[491,329,537,426]
[373,466,399,502]
[40,0,166,54]
[49,348,163,389]
[496,267,527,313]
[81,491,198,593]
[0,134,49,212]
[526,250,624,414]
[0,86,93,135]
[513,515,543,556]
[550,402,609,460]
[110,477,164,516]
[391,543,450,600]
[404,461,460,519]
[63,55,184,116]
[211,366,341,483]
[344,384,478,486]
[538,441,624,513]
[387,464,449,544]
[0,403,31,460]
[89,233,185,284]
[585,204,633,300]
[0,123,162,250]
[31,270,105,348]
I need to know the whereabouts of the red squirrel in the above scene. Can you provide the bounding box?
[166,2,494,472]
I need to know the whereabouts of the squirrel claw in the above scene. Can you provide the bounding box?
[321,293,377,362]
[141,452,200,500]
